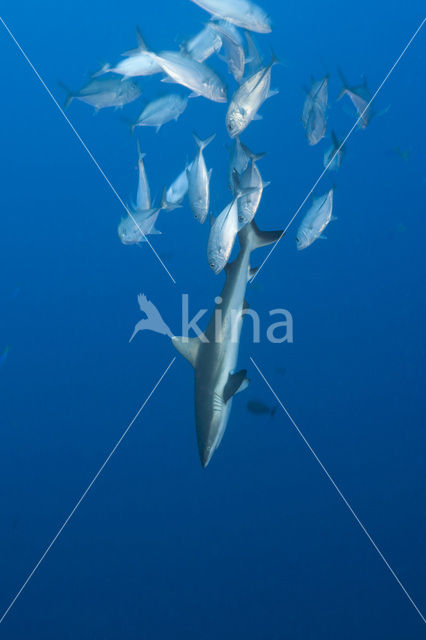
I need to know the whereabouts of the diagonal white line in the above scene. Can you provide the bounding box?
[0,357,176,626]
[0,15,176,285]
[250,356,426,625]
[251,16,426,283]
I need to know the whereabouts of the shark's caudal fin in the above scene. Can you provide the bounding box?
[193,132,216,151]
[171,335,202,367]
[238,220,284,252]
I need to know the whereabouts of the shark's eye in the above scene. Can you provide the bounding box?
[209,262,215,269]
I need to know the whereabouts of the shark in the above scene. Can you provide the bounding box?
[172,220,283,467]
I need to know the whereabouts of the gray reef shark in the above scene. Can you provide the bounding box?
[172,220,283,467]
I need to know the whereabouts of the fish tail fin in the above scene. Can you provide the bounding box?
[122,26,149,56]
[121,116,136,135]
[193,132,216,151]
[136,138,146,161]
[269,47,280,66]
[331,130,339,147]
[251,151,267,162]
[239,220,284,252]
[242,142,267,163]
[92,63,110,78]
[58,80,74,108]
[160,187,181,212]
[337,67,348,99]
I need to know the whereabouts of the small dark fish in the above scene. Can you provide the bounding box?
[0,346,10,369]
[391,147,411,162]
[247,400,276,416]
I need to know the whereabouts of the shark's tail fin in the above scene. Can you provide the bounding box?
[193,132,216,151]
[239,220,284,252]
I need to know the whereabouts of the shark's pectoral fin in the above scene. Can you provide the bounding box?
[223,369,248,403]
[171,335,201,367]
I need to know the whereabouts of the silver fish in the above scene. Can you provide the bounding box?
[234,160,269,227]
[184,24,223,62]
[172,221,283,468]
[93,30,162,78]
[149,50,227,102]
[296,188,335,250]
[165,161,193,205]
[189,0,272,34]
[187,132,215,223]
[226,53,278,137]
[210,20,245,82]
[302,75,328,145]
[118,208,162,245]
[133,94,188,132]
[244,30,263,77]
[323,131,344,171]
[134,139,151,211]
[227,137,265,190]
[207,197,240,274]
[338,69,373,129]
[61,77,141,111]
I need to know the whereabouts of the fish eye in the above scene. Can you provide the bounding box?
[209,261,215,268]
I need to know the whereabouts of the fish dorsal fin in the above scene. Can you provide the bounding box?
[223,369,248,403]
[171,335,201,367]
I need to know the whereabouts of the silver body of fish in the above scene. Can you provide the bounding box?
[227,138,265,191]
[296,188,334,250]
[187,133,215,223]
[302,75,328,145]
[94,54,162,79]
[210,20,245,82]
[235,160,268,226]
[134,94,188,132]
[171,221,282,468]
[118,208,161,245]
[64,77,141,111]
[184,24,223,62]
[135,140,151,211]
[189,0,272,33]
[243,30,263,77]
[323,132,344,171]
[207,197,240,274]
[338,70,373,129]
[150,50,227,102]
[226,56,278,137]
[166,161,193,205]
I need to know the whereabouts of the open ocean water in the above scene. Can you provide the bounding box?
[0,1,425,638]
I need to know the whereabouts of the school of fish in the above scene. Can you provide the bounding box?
[62,0,382,466]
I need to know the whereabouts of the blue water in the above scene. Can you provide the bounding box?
[1,1,425,638]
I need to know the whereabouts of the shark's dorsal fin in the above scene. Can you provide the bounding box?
[223,369,248,403]
[171,336,201,367]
